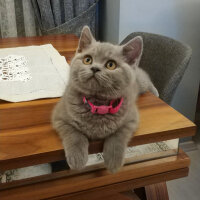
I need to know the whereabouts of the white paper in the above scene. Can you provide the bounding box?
[0,44,69,102]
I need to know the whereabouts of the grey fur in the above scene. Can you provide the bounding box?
[52,26,158,173]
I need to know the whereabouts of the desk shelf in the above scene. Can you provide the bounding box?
[0,149,190,200]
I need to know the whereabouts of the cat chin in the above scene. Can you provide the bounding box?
[73,84,121,100]
[72,77,124,99]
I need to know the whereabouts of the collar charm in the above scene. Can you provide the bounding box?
[83,97,124,115]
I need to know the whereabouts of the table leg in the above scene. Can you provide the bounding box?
[96,192,137,200]
[145,182,169,200]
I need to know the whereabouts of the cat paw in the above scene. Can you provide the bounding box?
[66,147,88,170]
[103,145,124,173]
[105,159,123,173]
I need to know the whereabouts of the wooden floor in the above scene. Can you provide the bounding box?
[167,142,200,200]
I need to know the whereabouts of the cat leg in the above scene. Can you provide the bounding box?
[136,68,159,97]
[103,120,138,173]
[55,122,89,170]
[149,82,159,97]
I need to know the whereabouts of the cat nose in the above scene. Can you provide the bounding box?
[91,67,100,73]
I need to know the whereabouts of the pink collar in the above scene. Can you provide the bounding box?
[83,97,124,115]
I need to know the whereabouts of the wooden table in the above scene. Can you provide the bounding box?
[0,35,196,200]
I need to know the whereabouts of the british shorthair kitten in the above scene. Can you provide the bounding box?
[52,26,158,173]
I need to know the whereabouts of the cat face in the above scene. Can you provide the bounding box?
[70,26,143,99]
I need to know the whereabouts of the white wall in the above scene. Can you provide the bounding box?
[100,0,200,121]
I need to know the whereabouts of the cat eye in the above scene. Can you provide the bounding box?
[83,55,93,65]
[105,60,117,70]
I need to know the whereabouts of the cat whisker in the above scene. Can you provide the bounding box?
[96,75,119,98]
[107,85,118,98]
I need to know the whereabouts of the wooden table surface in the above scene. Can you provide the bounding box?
[0,34,78,62]
[0,35,196,171]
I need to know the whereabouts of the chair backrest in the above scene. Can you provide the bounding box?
[120,32,192,104]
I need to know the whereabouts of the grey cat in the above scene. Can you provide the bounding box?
[52,26,158,173]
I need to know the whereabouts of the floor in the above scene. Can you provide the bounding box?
[167,140,200,200]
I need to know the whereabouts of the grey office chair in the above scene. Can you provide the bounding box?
[120,32,192,104]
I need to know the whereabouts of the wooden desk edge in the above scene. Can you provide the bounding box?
[0,114,196,171]
[0,123,196,171]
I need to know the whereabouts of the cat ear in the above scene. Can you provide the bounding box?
[77,26,95,53]
[122,36,143,65]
